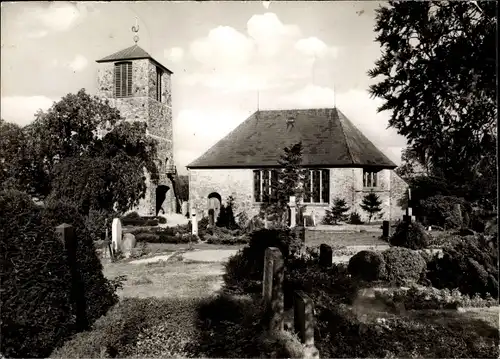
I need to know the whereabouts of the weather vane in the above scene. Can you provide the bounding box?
[132,17,139,44]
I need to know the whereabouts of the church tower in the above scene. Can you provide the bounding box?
[95,24,177,216]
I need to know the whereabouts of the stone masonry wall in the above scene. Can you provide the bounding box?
[189,167,406,224]
[96,58,176,215]
[189,169,257,219]
[390,171,408,220]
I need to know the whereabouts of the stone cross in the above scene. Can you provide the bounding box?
[111,218,122,253]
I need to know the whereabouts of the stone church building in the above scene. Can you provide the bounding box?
[187,108,408,224]
[95,44,178,216]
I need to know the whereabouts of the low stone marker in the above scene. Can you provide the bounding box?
[121,233,136,258]
[294,291,319,359]
[208,208,215,227]
[262,247,285,332]
[382,220,390,238]
[319,244,332,268]
[111,218,122,254]
[191,208,198,236]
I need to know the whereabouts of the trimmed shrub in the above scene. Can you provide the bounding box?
[389,221,431,249]
[427,234,498,299]
[223,229,301,293]
[348,211,363,224]
[382,247,427,285]
[348,250,387,282]
[158,216,167,224]
[0,190,118,358]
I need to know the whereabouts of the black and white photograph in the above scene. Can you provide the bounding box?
[0,1,498,358]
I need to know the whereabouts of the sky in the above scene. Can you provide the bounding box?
[1,1,407,175]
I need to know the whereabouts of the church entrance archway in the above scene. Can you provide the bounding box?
[207,192,222,223]
[156,185,170,215]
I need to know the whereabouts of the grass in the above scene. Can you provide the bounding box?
[305,230,388,248]
[103,259,224,298]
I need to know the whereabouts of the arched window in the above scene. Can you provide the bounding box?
[114,62,133,98]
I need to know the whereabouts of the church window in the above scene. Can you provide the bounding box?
[363,169,379,188]
[303,169,329,204]
[114,62,132,98]
[253,169,278,202]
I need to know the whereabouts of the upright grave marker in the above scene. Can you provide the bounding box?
[111,218,122,254]
[56,224,88,330]
[262,247,285,332]
[294,290,319,359]
[319,244,332,268]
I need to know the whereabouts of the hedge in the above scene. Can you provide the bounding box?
[0,190,118,358]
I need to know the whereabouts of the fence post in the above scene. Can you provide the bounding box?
[56,223,88,331]
[262,247,284,332]
[319,244,332,268]
[294,291,319,358]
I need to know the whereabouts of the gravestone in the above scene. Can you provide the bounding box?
[191,208,198,236]
[319,244,332,268]
[121,233,137,258]
[111,218,122,253]
[208,208,215,227]
[262,247,284,332]
[181,201,189,216]
[382,221,390,238]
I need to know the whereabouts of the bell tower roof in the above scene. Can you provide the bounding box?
[96,44,173,74]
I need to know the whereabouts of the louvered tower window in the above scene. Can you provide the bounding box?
[114,62,133,98]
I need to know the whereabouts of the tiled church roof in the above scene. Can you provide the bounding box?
[96,45,172,74]
[187,108,396,169]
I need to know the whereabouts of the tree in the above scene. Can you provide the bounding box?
[360,191,383,223]
[260,142,304,225]
[1,89,160,215]
[368,1,497,209]
[323,198,350,225]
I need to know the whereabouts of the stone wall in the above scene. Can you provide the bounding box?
[189,167,407,224]
[96,57,176,215]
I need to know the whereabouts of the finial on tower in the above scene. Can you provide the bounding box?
[132,17,140,44]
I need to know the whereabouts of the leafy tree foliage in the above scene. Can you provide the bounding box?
[369,1,497,209]
[0,89,159,215]
[323,198,350,225]
[360,191,383,223]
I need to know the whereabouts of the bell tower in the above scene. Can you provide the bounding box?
[95,21,177,216]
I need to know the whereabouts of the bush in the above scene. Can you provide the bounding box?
[427,234,498,299]
[84,208,116,242]
[128,225,194,244]
[322,198,350,225]
[389,221,431,249]
[348,250,387,282]
[348,211,363,224]
[223,229,302,293]
[374,285,498,311]
[0,190,117,358]
[121,217,159,226]
[382,247,427,285]
[205,228,249,245]
[158,216,167,224]
[420,195,471,228]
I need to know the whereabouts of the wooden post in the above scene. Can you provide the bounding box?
[382,220,390,238]
[319,244,332,268]
[294,291,319,359]
[56,224,88,331]
[262,247,284,332]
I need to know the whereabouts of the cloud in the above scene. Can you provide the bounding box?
[164,47,184,63]
[184,12,338,92]
[1,96,55,127]
[17,2,92,39]
[68,54,88,72]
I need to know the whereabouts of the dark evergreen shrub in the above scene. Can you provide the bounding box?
[223,229,301,293]
[382,247,427,285]
[347,250,387,281]
[0,190,118,358]
[427,234,498,299]
[348,212,363,224]
[389,221,431,249]
[419,195,471,228]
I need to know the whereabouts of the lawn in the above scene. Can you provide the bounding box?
[103,254,225,298]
